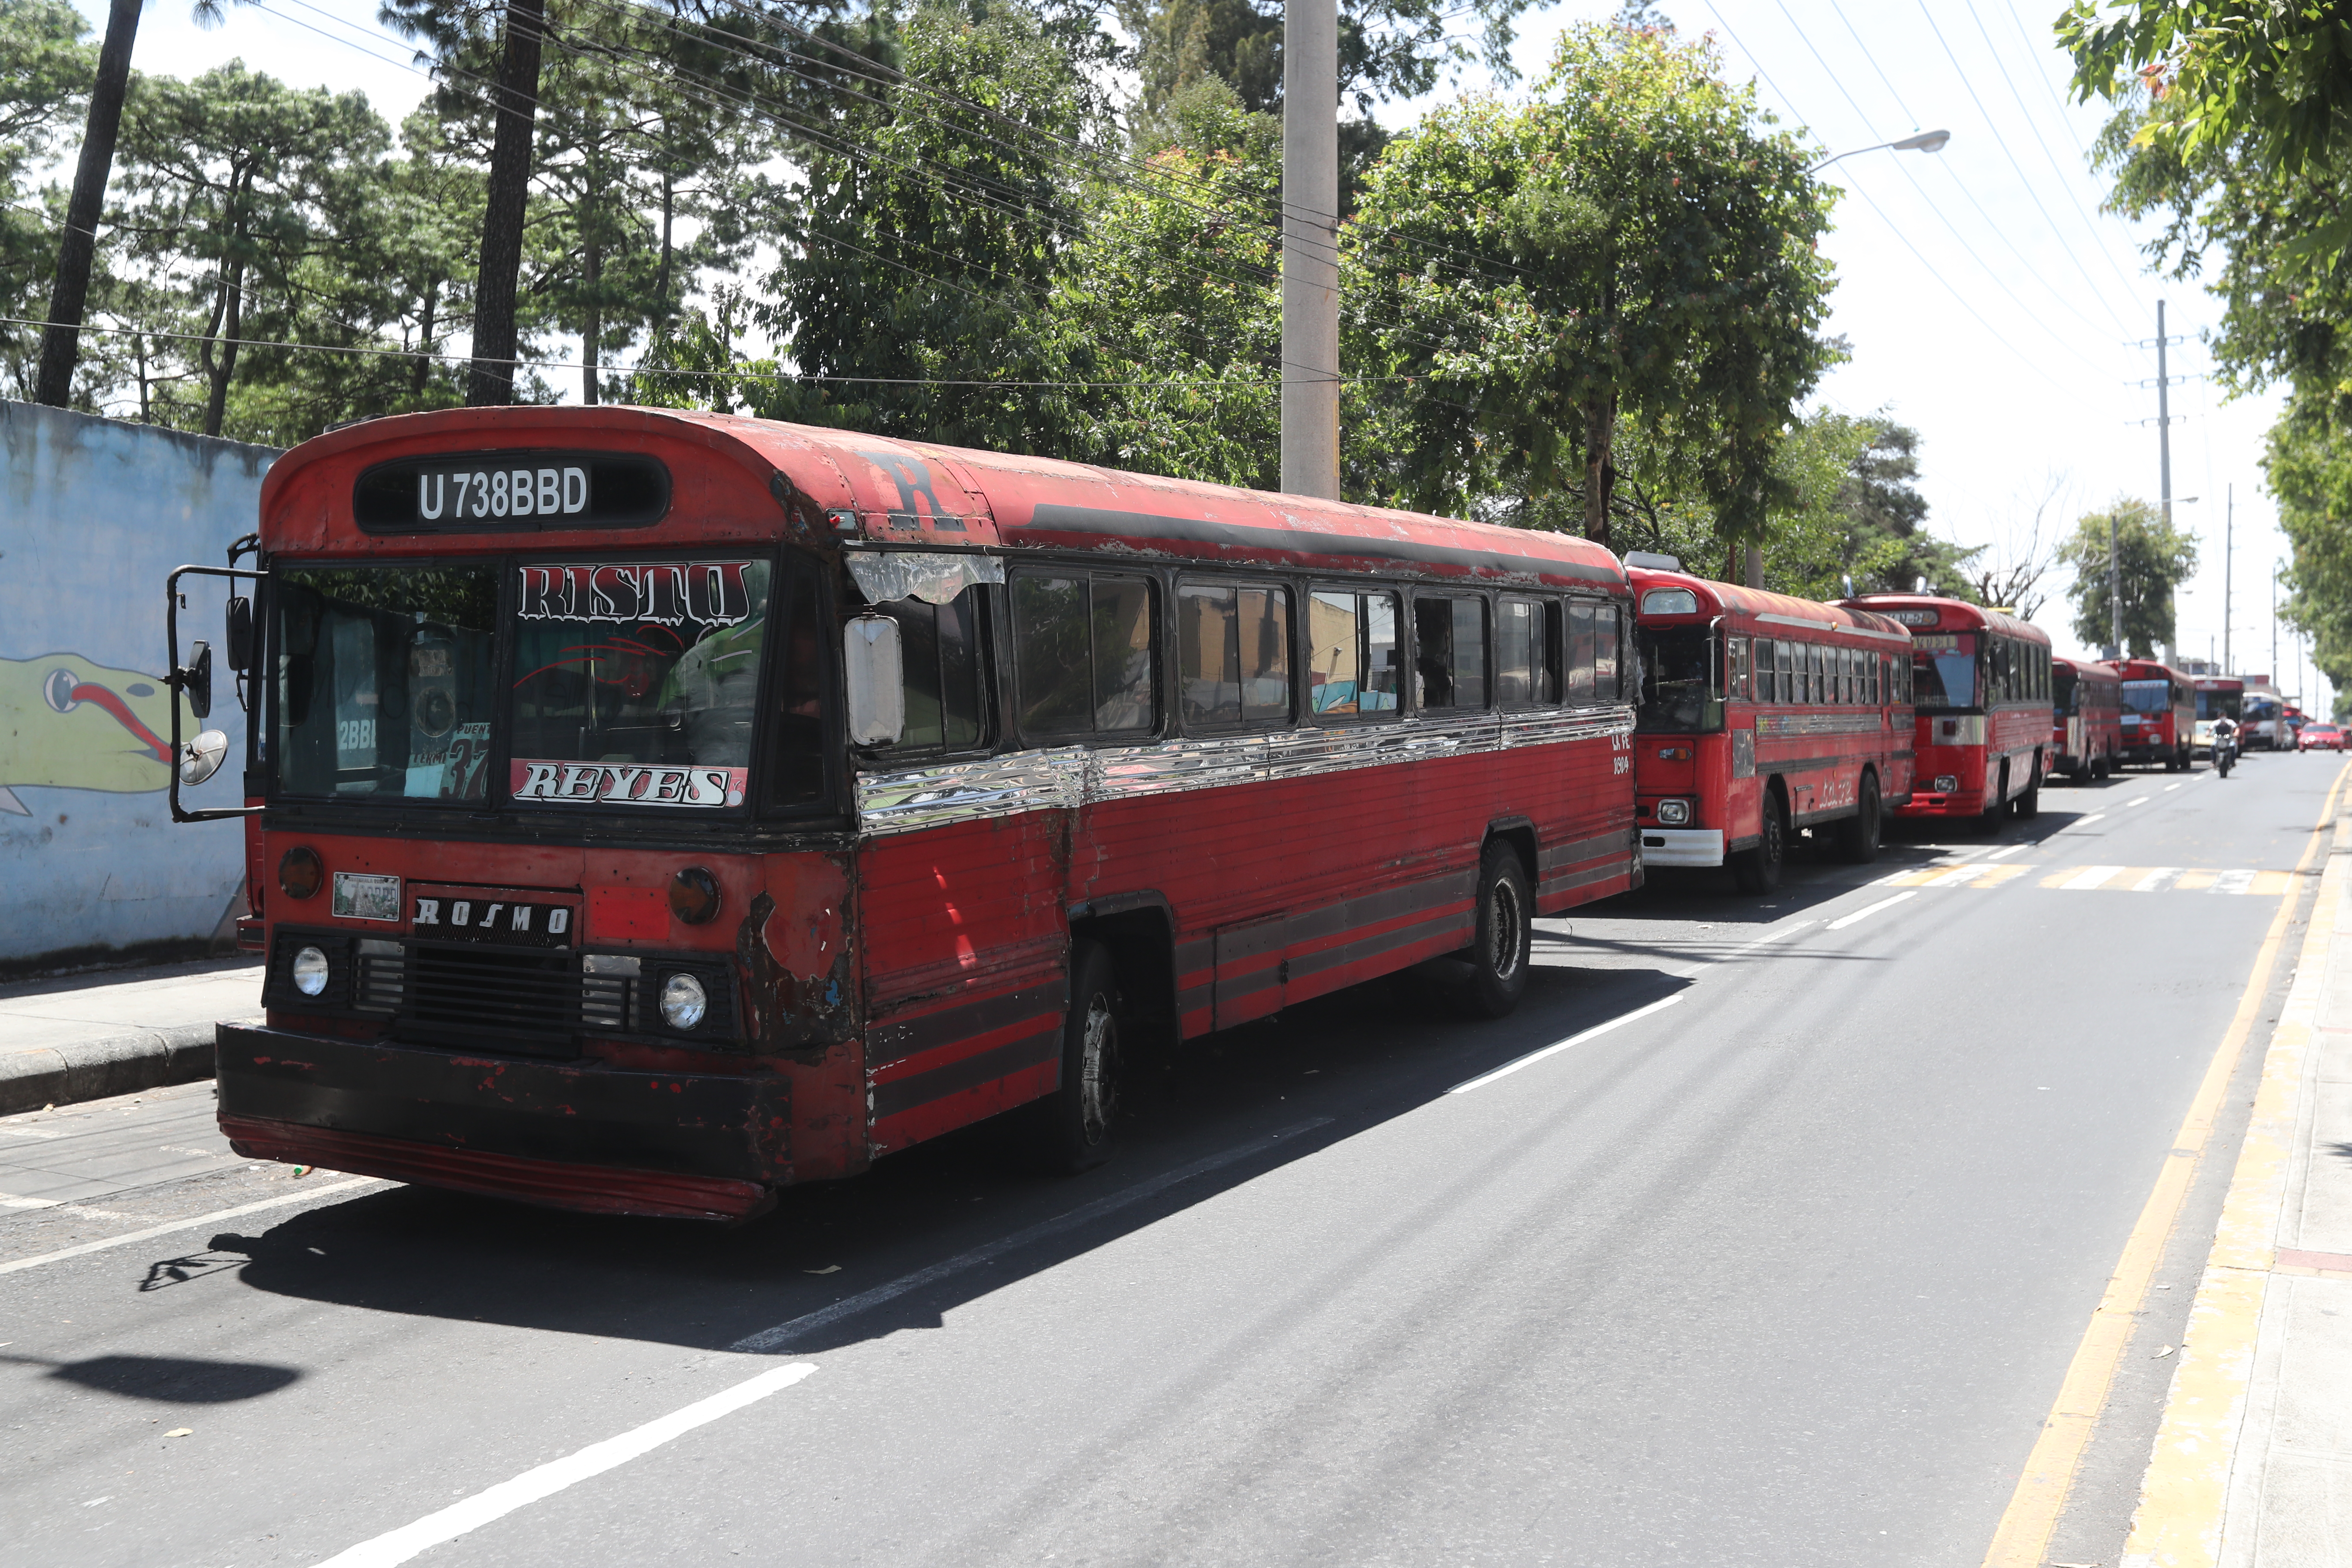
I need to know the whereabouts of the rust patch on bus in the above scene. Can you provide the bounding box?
[738,884,857,1057]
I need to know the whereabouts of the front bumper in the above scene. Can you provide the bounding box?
[1892,790,1986,818]
[1637,828,1726,867]
[215,1023,788,1220]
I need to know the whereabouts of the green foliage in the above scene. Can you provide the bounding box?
[2265,406,2352,698]
[0,0,95,399]
[1343,23,1838,551]
[1124,0,1534,119]
[2054,497,2200,658]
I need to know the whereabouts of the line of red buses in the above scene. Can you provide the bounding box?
[156,407,2222,1220]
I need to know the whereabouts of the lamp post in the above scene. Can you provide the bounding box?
[1806,129,1953,177]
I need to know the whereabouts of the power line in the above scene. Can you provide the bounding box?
[1995,0,2093,159]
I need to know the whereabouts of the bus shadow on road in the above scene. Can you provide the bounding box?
[184,963,1721,1360]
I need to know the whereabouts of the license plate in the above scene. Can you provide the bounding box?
[412,895,574,947]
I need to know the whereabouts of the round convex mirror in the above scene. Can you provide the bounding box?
[179,729,229,786]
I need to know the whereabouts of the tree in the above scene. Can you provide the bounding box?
[2265,404,2352,698]
[0,0,95,400]
[1344,22,1836,552]
[32,0,140,406]
[2055,498,2199,658]
[108,63,392,436]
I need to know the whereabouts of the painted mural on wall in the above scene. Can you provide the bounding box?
[0,401,276,967]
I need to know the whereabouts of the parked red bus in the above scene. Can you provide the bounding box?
[1837,595,2054,821]
[164,407,1642,1220]
[2193,675,2245,759]
[1629,564,1914,892]
[2052,655,2122,779]
[2107,659,2195,770]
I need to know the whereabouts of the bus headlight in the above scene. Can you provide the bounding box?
[1656,799,1691,825]
[660,972,707,1030]
[1935,775,1959,793]
[291,945,330,997]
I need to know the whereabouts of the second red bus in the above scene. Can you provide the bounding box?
[2052,655,2122,779]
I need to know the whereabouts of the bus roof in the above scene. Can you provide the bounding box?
[260,406,1629,594]
[2105,658,2195,685]
[1835,593,2052,646]
[2193,675,2246,692]
[2054,654,2119,685]
[1625,566,1911,643]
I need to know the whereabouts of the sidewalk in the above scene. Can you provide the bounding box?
[0,957,262,1115]
[2122,811,2352,1567]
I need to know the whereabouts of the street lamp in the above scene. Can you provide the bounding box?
[1808,129,1953,176]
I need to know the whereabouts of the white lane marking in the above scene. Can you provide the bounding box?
[1669,918,1817,978]
[1826,891,1917,931]
[2073,814,2108,828]
[2125,796,2152,808]
[2133,867,2183,893]
[1985,844,2029,861]
[1921,864,1987,888]
[729,1118,1334,1352]
[2062,866,2125,891]
[0,1192,141,1221]
[312,1363,820,1568]
[2165,783,2185,792]
[0,1177,382,1277]
[2212,869,2257,895]
[1447,996,1684,1096]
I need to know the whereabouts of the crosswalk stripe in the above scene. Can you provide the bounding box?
[2132,867,2182,893]
[2211,869,2256,895]
[2063,865,2124,890]
[2030,866,2295,895]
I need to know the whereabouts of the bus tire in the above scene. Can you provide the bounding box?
[1024,940,1123,1174]
[1835,772,1882,864]
[1452,841,1534,1020]
[1733,787,1787,894]
[2013,764,2040,820]
[1980,763,2009,830]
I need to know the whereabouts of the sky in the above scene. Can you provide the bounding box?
[64,0,2333,710]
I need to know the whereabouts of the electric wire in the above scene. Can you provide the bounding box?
[1763,0,2119,361]
[1996,0,2093,159]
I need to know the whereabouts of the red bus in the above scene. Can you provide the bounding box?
[2193,675,2245,758]
[1838,595,2054,822]
[1629,564,1914,892]
[2052,655,2122,779]
[2107,659,2195,770]
[165,407,1642,1220]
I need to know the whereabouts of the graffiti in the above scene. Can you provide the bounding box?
[0,653,198,816]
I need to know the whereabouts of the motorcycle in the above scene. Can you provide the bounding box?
[2216,726,2238,778]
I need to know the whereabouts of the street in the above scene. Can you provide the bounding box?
[5,752,2340,1568]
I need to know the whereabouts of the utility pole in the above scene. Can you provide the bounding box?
[1280,0,1340,499]
[2223,484,2233,673]
[2106,512,2125,659]
[2134,300,2189,664]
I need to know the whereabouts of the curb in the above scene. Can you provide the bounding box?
[2118,795,2352,1567]
[0,1020,254,1115]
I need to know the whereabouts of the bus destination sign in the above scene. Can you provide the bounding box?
[511,761,749,809]
[352,450,670,533]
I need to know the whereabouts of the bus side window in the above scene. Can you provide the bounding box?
[767,565,830,807]
[1415,594,1489,710]
[1596,603,1620,700]
[1308,588,1402,717]
[869,589,986,753]
[1565,602,1596,704]
[1763,639,1782,704]
[1727,634,1752,701]
[1012,573,1158,738]
[1496,597,1554,707]
[1177,582,1292,729]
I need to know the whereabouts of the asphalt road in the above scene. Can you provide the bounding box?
[6,749,2343,1568]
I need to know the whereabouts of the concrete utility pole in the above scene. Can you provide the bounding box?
[2107,513,2125,659]
[2223,484,2233,674]
[2143,299,2188,665]
[1280,0,1340,499]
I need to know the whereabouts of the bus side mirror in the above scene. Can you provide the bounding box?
[225,596,253,668]
[843,614,905,745]
[179,728,229,786]
[178,641,214,721]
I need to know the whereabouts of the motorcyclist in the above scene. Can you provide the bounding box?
[2212,714,2239,776]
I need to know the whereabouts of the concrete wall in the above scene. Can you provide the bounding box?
[0,401,278,970]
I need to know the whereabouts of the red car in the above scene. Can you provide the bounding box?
[2299,723,2345,752]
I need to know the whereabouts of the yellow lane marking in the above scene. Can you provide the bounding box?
[1976,758,2352,1568]
[2030,866,2301,895]
[1880,862,2030,889]
[2116,790,2352,1566]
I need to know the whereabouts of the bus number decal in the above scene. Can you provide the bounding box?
[511,759,747,808]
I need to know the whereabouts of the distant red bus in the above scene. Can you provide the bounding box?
[2052,655,2122,779]
[2193,675,2245,758]
[171,407,1644,1220]
[1631,566,1914,892]
[2108,659,2195,770]
[1839,595,2054,821]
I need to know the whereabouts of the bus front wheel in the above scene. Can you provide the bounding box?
[1835,772,1882,864]
[1733,789,1787,894]
[1451,841,1533,1020]
[1023,940,1123,1174]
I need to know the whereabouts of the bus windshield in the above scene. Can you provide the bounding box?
[2197,689,2243,721]
[2122,680,2173,716]
[1635,625,1720,732]
[1912,634,1975,709]
[271,558,782,809]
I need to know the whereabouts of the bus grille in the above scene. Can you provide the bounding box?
[401,945,582,1056]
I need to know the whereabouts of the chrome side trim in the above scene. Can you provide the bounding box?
[1755,711,1887,739]
[855,706,1635,836]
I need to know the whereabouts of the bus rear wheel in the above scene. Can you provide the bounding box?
[1733,789,1787,894]
[1450,841,1533,1020]
[1835,772,1882,864]
[2012,763,2041,820]
[1023,940,1123,1174]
